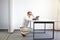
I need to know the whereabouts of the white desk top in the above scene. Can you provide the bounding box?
[33,20,55,22]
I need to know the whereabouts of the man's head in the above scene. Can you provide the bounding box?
[27,11,32,16]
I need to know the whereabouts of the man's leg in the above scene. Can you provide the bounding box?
[20,27,32,37]
[20,20,31,37]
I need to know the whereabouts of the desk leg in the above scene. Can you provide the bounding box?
[52,23,54,39]
[33,23,34,40]
[44,23,46,33]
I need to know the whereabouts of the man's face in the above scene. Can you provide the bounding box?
[28,13,32,16]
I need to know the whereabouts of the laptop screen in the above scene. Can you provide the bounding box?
[36,16,39,20]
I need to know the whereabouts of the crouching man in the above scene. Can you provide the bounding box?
[20,11,34,37]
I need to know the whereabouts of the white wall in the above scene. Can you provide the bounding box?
[0,0,9,29]
[13,0,58,30]
[56,0,60,30]
[0,0,60,31]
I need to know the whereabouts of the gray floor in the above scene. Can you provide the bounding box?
[0,30,60,40]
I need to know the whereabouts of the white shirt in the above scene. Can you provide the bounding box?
[24,15,34,21]
[21,15,34,27]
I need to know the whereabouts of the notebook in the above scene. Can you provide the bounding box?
[33,16,39,20]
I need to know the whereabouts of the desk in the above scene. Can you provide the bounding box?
[33,20,55,40]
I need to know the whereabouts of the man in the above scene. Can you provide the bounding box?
[20,11,34,37]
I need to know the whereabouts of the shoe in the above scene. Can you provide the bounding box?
[21,33,26,37]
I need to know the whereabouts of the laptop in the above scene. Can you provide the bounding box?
[33,16,39,20]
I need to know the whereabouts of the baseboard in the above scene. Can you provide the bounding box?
[0,29,8,31]
[54,30,60,31]
[0,29,60,32]
[14,29,55,31]
[14,29,20,31]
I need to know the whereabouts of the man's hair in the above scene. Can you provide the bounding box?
[27,11,32,14]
